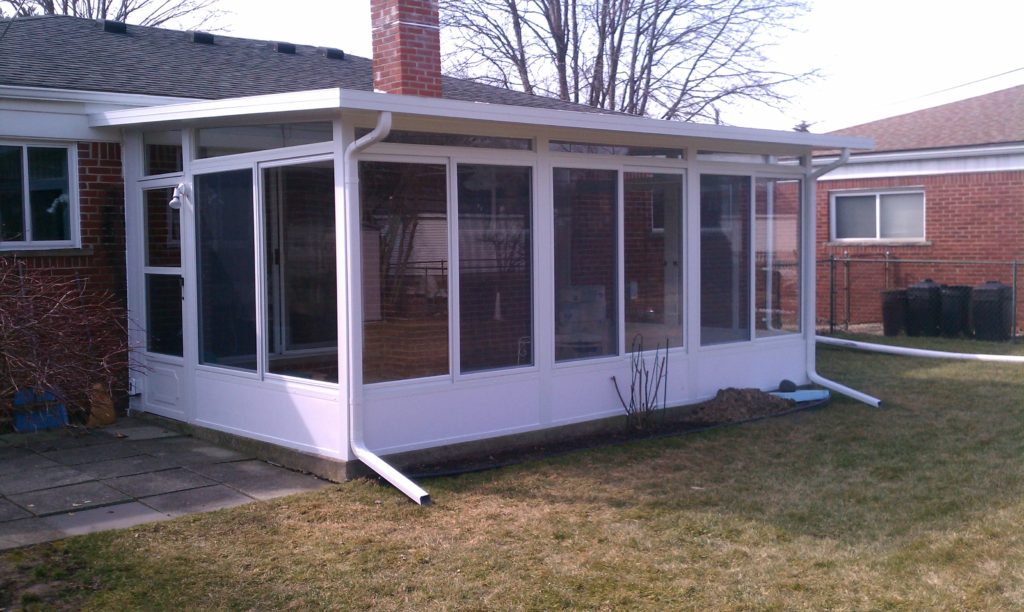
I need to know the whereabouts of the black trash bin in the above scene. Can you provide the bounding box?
[971,281,1013,341]
[907,279,942,337]
[940,285,971,337]
[881,289,907,336]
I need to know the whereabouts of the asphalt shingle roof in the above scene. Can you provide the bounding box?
[828,84,1024,153]
[0,15,608,113]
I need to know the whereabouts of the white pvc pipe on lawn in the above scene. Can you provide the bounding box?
[817,335,1024,364]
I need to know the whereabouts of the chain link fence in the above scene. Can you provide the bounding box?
[819,255,1021,341]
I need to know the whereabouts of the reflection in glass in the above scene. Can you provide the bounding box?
[701,174,750,345]
[195,169,257,371]
[197,122,333,159]
[144,187,180,267]
[146,274,183,356]
[834,195,875,239]
[143,130,183,175]
[0,145,24,241]
[27,148,70,242]
[553,167,618,361]
[360,161,449,383]
[263,161,338,382]
[755,178,801,337]
[458,164,532,372]
[625,173,683,350]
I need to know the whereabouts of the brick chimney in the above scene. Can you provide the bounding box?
[371,0,443,97]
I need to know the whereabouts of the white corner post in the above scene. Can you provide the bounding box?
[342,111,432,505]
[801,151,882,408]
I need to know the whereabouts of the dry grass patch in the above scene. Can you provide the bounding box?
[2,338,1024,609]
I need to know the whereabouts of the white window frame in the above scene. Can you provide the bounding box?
[0,140,80,251]
[829,188,926,243]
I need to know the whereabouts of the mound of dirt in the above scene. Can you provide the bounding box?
[680,388,796,425]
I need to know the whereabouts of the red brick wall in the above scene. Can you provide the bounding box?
[816,170,1024,329]
[371,0,443,97]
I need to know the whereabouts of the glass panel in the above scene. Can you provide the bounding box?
[0,145,24,242]
[360,161,449,383]
[195,169,257,371]
[550,140,684,158]
[755,178,801,337]
[27,147,70,242]
[146,273,183,356]
[458,164,533,372]
[834,195,876,239]
[554,167,618,361]
[356,129,532,150]
[624,172,683,351]
[144,187,180,267]
[196,122,332,159]
[700,174,751,345]
[143,130,183,175]
[264,161,338,382]
[880,193,924,239]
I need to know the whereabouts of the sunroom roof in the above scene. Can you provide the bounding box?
[92,87,873,157]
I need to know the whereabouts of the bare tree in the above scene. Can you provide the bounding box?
[0,0,224,29]
[440,0,815,123]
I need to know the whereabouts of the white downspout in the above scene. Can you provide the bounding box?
[802,150,882,407]
[343,111,431,505]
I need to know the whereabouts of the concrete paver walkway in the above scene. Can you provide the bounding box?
[0,418,331,550]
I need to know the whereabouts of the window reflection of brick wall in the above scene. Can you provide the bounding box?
[624,181,665,320]
[144,187,179,267]
[555,168,617,315]
[755,179,801,332]
[145,144,182,175]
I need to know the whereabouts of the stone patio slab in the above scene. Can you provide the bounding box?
[141,485,254,517]
[0,445,34,460]
[7,481,130,516]
[99,423,179,441]
[0,498,32,522]
[0,518,64,550]
[77,454,182,479]
[106,468,215,498]
[0,465,94,496]
[128,437,251,464]
[188,460,330,501]
[0,454,61,472]
[40,441,146,466]
[43,502,172,537]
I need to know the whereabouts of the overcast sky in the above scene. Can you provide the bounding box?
[214,0,1024,132]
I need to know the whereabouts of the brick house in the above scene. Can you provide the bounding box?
[815,85,1024,330]
[1,2,869,502]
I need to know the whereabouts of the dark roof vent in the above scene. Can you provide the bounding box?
[191,31,215,45]
[102,20,127,34]
[273,42,297,55]
[319,47,346,60]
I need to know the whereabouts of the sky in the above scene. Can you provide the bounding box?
[212,0,1024,132]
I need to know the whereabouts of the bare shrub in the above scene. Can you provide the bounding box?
[612,335,668,430]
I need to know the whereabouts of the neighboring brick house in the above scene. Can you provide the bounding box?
[1,3,871,502]
[814,85,1024,330]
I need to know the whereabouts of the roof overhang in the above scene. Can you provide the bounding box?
[90,87,873,156]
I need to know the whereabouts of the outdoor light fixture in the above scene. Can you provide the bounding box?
[168,182,190,210]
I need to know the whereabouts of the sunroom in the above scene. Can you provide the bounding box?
[95,88,870,502]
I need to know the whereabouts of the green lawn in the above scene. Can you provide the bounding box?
[4,339,1024,610]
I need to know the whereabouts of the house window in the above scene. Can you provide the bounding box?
[831,191,925,241]
[0,143,76,248]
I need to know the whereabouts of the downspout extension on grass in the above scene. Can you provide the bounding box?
[803,150,883,408]
[343,111,431,505]
[818,335,1024,363]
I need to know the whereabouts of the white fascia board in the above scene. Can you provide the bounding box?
[92,86,872,153]
[815,142,1024,165]
[1,85,198,107]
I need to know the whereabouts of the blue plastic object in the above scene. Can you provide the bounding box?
[11,389,69,432]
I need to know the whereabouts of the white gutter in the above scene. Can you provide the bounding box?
[818,336,1024,363]
[801,150,883,408]
[342,111,431,505]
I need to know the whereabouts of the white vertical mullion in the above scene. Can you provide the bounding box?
[875,194,882,239]
[180,127,199,423]
[448,158,460,380]
[21,146,32,242]
[252,163,267,379]
[535,140,553,425]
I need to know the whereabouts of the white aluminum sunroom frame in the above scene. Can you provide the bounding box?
[95,88,874,503]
